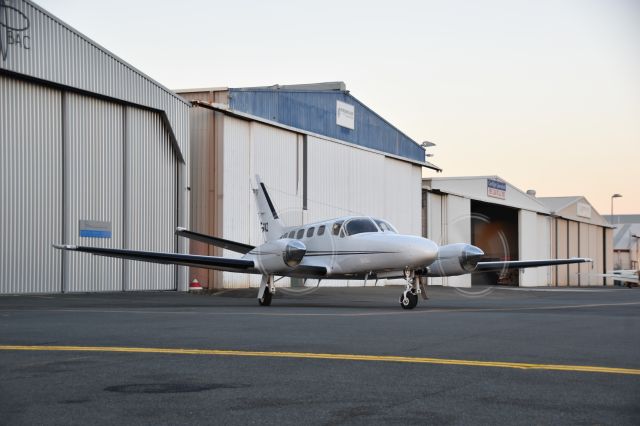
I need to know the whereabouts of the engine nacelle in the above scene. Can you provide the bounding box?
[427,243,484,277]
[253,239,307,274]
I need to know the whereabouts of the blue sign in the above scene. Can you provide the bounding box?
[79,220,112,238]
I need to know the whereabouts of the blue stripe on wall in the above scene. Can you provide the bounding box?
[79,230,112,238]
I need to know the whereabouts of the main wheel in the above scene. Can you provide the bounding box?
[399,290,418,309]
[258,287,273,306]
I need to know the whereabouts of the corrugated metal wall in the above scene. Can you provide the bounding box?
[216,116,423,289]
[556,218,569,286]
[426,193,472,287]
[568,221,580,285]
[0,74,181,294]
[187,106,216,287]
[64,93,123,292]
[221,116,253,288]
[0,0,189,159]
[519,210,538,287]
[307,135,385,222]
[537,215,552,285]
[0,75,62,293]
[605,229,613,285]
[125,107,177,291]
[444,195,472,287]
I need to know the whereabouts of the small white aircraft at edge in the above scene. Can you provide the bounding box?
[55,176,592,309]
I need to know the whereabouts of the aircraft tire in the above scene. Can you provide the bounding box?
[258,287,273,306]
[399,291,418,309]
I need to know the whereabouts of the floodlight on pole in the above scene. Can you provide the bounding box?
[611,193,622,223]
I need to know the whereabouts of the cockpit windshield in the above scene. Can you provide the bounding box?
[344,218,379,236]
[373,219,397,233]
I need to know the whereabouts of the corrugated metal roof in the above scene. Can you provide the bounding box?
[192,100,432,168]
[604,214,640,224]
[227,85,428,164]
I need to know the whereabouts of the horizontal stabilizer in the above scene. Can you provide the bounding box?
[476,258,592,272]
[175,227,254,254]
[53,244,255,272]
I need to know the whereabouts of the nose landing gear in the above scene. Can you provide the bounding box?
[399,269,420,309]
[258,274,275,306]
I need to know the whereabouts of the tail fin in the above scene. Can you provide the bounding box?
[254,175,285,242]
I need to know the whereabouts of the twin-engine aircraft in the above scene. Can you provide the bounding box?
[55,176,591,309]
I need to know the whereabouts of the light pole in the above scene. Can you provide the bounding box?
[632,233,639,271]
[611,194,622,223]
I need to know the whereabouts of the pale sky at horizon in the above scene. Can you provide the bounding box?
[35,0,640,215]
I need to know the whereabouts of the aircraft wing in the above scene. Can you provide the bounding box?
[53,244,256,273]
[476,258,592,272]
[598,273,639,284]
[287,265,328,278]
[175,227,255,254]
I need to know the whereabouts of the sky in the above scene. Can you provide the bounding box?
[35,0,640,214]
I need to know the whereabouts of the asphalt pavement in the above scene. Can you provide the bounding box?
[0,285,639,425]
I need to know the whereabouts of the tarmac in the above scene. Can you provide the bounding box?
[0,285,639,425]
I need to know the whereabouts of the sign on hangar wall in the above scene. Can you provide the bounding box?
[336,100,355,130]
[487,178,506,199]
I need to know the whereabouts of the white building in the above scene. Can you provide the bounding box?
[177,84,439,289]
[423,177,613,287]
[604,215,640,271]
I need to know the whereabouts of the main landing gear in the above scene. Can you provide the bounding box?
[258,274,275,306]
[399,270,425,310]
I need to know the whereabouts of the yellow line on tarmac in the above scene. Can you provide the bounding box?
[1,345,639,376]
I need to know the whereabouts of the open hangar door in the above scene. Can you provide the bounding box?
[470,200,520,285]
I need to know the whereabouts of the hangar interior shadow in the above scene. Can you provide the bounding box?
[471,200,519,286]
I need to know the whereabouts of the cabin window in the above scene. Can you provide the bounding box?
[345,218,379,236]
[307,227,315,238]
[281,233,287,239]
[288,230,296,238]
[374,219,398,233]
[317,225,326,236]
[296,229,305,239]
[332,221,344,236]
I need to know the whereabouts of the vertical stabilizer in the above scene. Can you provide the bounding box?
[254,176,286,242]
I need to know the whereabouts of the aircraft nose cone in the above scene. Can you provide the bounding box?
[283,240,306,267]
[412,237,439,266]
[461,245,484,271]
[464,245,484,260]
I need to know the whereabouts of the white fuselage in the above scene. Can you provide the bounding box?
[243,216,439,279]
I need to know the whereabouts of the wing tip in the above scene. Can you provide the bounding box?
[52,244,77,250]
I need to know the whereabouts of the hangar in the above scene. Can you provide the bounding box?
[177,83,439,289]
[423,176,613,287]
[603,214,639,271]
[0,0,190,294]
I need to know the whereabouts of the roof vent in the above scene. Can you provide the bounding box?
[526,190,537,197]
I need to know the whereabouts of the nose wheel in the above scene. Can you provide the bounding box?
[259,287,273,306]
[399,289,418,309]
[257,274,274,306]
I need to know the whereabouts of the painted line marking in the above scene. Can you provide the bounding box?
[0,345,638,376]
[0,301,638,318]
